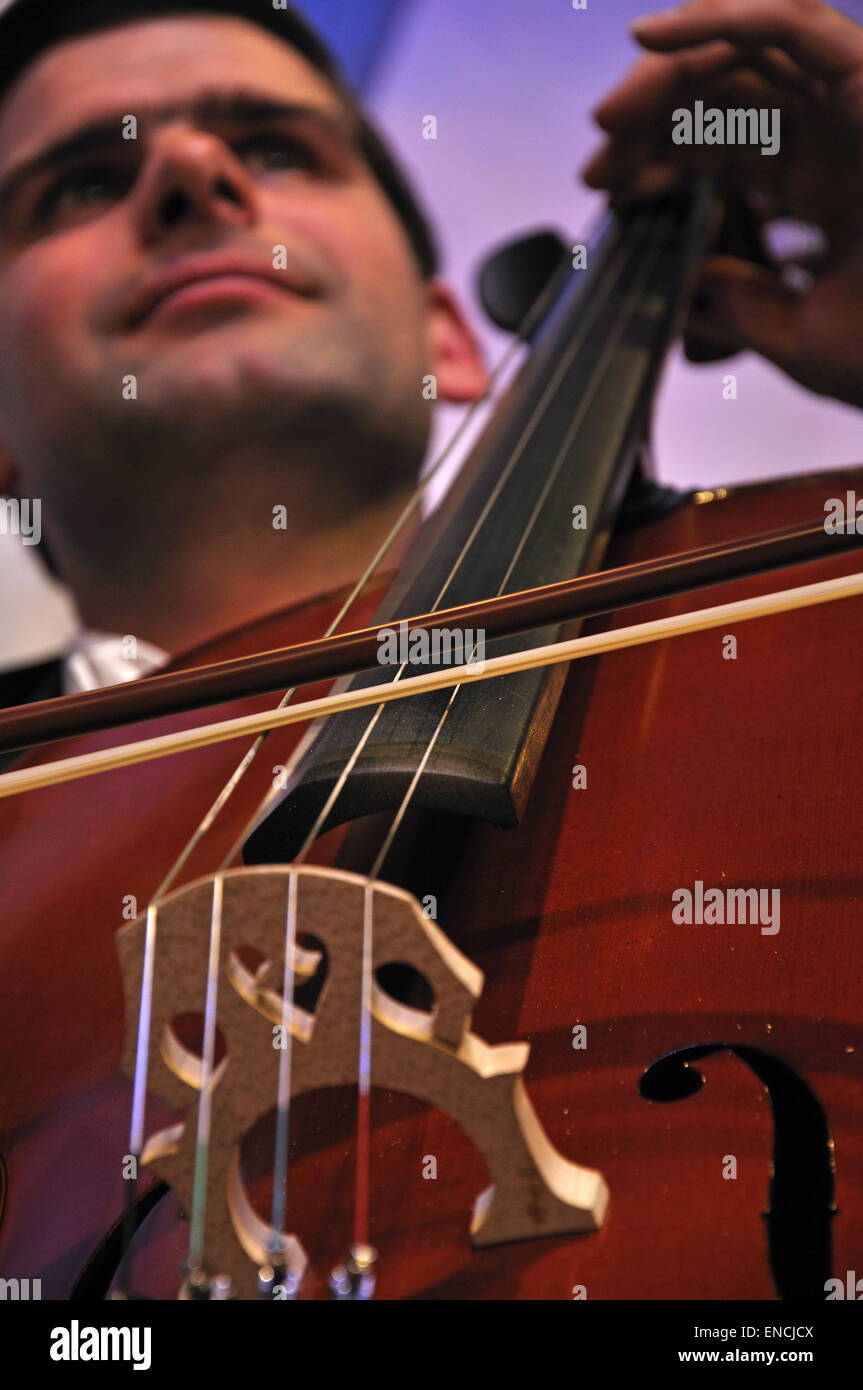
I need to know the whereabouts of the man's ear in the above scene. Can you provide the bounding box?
[424,281,489,403]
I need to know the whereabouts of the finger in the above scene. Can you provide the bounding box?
[594,40,810,134]
[583,128,749,193]
[594,44,740,131]
[682,321,743,362]
[582,135,690,193]
[685,253,806,368]
[584,68,806,195]
[632,0,863,84]
[758,44,818,92]
[582,135,644,188]
[607,164,683,205]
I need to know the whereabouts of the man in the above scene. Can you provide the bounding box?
[0,0,487,708]
[2,0,863,710]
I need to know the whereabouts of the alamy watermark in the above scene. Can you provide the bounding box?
[0,1276,41,1299]
[50,1321,151,1371]
[0,496,41,545]
[672,101,780,157]
[826,1270,863,1299]
[824,492,863,533]
[672,881,780,935]
[376,621,486,672]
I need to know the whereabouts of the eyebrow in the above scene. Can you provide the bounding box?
[0,89,360,208]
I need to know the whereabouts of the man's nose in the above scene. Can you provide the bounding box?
[131,127,257,242]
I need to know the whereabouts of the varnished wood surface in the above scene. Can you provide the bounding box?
[1,469,861,1299]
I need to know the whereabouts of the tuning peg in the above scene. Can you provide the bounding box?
[477,229,569,336]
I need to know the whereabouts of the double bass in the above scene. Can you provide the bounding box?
[1,184,861,1303]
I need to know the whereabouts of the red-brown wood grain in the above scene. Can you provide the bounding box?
[1,468,860,1300]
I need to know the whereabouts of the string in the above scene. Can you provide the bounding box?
[327,203,680,878]
[365,203,686,860]
[120,902,158,1299]
[110,198,669,1288]
[194,210,652,1277]
[284,210,653,870]
[146,205,641,899]
[147,330,525,909]
[185,874,224,1282]
[268,870,298,1273]
[282,204,672,1264]
[119,307,525,1293]
[354,883,375,1253]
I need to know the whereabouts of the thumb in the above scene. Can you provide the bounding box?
[685,255,806,371]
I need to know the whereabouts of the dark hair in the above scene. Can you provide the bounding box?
[0,0,439,277]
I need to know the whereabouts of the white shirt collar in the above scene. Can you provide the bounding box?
[62,631,169,695]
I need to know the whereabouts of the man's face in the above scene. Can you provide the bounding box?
[0,15,436,499]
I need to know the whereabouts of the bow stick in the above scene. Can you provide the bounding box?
[2,565,861,801]
[0,514,860,757]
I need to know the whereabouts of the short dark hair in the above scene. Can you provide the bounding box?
[0,0,439,277]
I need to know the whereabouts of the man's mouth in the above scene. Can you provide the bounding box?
[127,255,317,328]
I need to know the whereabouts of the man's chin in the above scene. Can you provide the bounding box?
[109,348,364,448]
[127,317,347,401]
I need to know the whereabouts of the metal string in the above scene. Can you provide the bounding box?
[285,211,647,870]
[192,218,645,1275]
[126,201,671,1290]
[186,874,224,1279]
[268,870,298,1272]
[282,206,672,1262]
[121,321,525,1292]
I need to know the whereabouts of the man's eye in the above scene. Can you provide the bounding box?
[236,135,321,174]
[36,167,127,224]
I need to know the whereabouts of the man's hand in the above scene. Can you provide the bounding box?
[583,0,863,408]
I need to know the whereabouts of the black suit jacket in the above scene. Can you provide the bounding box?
[0,656,63,709]
[0,656,63,771]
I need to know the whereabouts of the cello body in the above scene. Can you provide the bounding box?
[1,463,861,1300]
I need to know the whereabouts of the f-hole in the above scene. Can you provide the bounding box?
[639,1043,835,1300]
